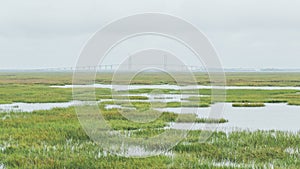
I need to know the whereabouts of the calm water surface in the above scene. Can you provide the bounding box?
[52,84,300,91]
[157,103,300,132]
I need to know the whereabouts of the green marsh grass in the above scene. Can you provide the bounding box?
[1,72,300,168]
[232,102,265,107]
[1,108,300,168]
[2,72,300,86]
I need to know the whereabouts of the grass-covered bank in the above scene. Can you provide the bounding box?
[1,84,299,106]
[0,72,299,106]
[1,72,300,86]
[181,89,300,106]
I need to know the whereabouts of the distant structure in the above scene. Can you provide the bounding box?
[3,55,298,72]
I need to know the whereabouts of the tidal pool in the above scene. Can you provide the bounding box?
[158,103,300,132]
[101,94,198,103]
[52,84,300,91]
[0,101,79,112]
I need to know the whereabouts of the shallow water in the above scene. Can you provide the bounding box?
[1,97,299,132]
[0,101,79,112]
[52,84,300,91]
[158,103,300,132]
[0,93,192,113]
[103,94,196,103]
[0,93,191,113]
[104,104,123,109]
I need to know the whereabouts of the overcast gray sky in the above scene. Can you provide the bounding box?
[0,0,300,69]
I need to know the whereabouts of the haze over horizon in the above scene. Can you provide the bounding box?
[1,0,300,70]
